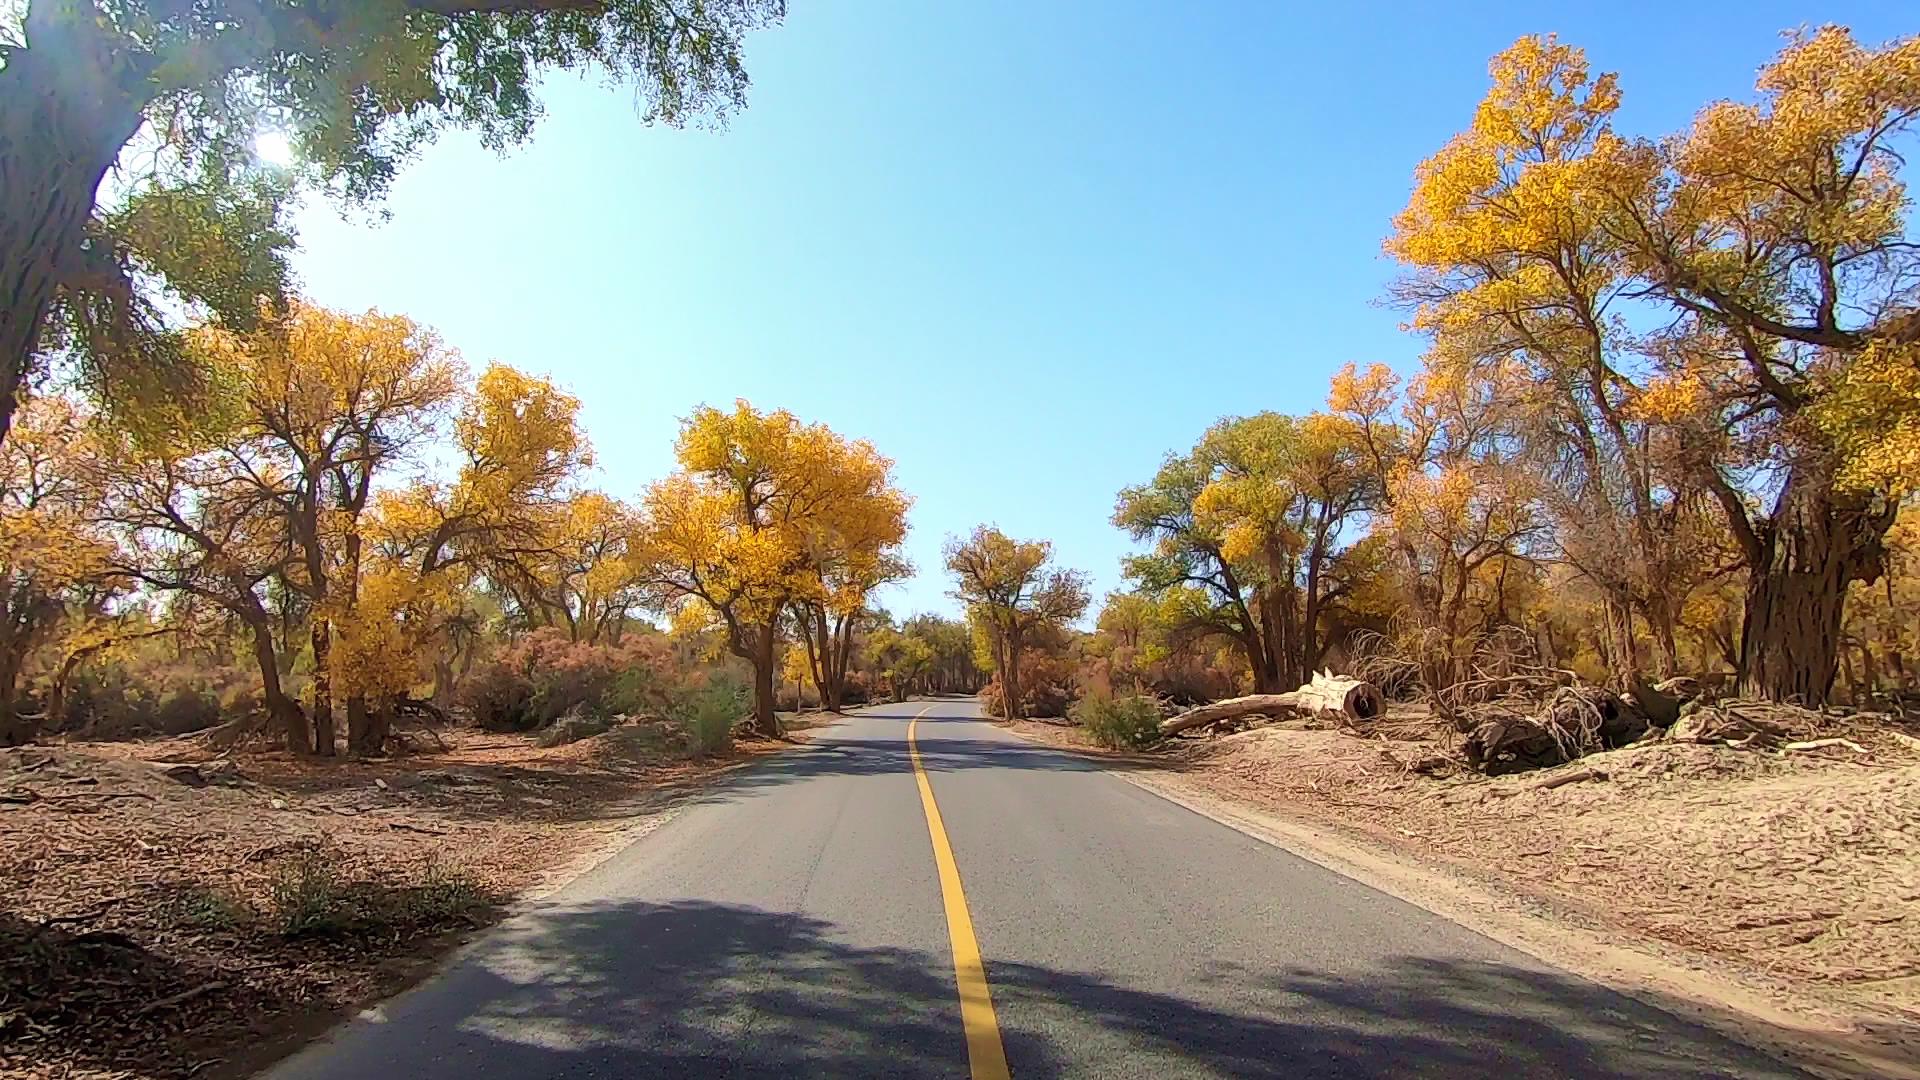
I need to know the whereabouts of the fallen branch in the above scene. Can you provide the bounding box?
[1532,766,1608,791]
[135,982,227,1017]
[1781,738,1869,755]
[39,790,157,803]
[1888,731,1920,754]
[388,821,450,836]
[38,897,123,930]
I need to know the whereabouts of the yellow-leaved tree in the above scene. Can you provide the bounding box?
[0,396,117,744]
[633,401,911,735]
[943,525,1089,720]
[1391,28,1920,703]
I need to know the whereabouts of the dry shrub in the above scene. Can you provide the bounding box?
[980,649,1081,719]
[457,629,678,731]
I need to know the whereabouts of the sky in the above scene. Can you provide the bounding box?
[285,0,1913,622]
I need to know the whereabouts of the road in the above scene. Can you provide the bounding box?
[270,698,1801,1079]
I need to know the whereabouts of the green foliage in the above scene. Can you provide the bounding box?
[158,886,253,931]
[267,850,348,937]
[1071,694,1164,750]
[267,849,488,937]
[669,675,748,755]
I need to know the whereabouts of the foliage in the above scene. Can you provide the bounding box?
[669,674,749,756]
[4,0,784,443]
[1378,27,1920,703]
[633,400,910,734]
[1071,694,1163,750]
[458,628,674,731]
[945,526,1089,720]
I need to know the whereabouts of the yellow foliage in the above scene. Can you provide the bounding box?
[636,400,911,650]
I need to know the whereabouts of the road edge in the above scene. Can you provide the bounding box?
[998,723,1916,1080]
[250,713,858,1079]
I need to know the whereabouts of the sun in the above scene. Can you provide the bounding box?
[253,129,295,168]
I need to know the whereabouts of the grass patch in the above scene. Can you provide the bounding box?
[158,885,254,931]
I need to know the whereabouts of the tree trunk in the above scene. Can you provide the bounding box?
[1160,674,1384,736]
[1003,636,1025,720]
[751,625,780,737]
[244,615,308,753]
[0,653,30,746]
[346,695,386,757]
[1736,475,1893,705]
[0,24,148,446]
[310,621,336,756]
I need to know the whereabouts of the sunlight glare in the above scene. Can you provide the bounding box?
[253,129,294,167]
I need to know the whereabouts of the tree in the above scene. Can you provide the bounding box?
[1330,359,1549,688]
[1394,28,1920,702]
[634,401,910,736]
[943,526,1089,720]
[1113,449,1272,688]
[193,302,461,754]
[0,396,116,743]
[787,441,911,712]
[1,0,782,445]
[1385,35,1718,680]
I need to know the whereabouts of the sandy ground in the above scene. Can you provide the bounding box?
[0,723,810,1080]
[1003,713,1920,1080]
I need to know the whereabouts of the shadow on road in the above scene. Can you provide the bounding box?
[673,710,1176,809]
[268,896,1817,1079]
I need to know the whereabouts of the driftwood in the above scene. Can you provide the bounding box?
[1462,685,1647,773]
[1159,673,1384,737]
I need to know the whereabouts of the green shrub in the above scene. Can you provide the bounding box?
[389,860,491,928]
[267,850,347,936]
[159,886,252,931]
[1072,694,1163,750]
[670,675,748,756]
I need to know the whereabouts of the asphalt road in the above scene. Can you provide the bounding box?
[269,698,1803,1079]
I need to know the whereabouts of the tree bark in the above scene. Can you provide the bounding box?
[751,623,780,738]
[1736,473,1892,705]
[1003,633,1026,720]
[243,612,308,753]
[310,621,336,756]
[346,695,387,757]
[0,653,30,746]
[0,21,149,446]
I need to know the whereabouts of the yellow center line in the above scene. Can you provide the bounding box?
[908,706,1013,1080]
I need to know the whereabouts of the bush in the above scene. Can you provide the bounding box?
[458,629,676,731]
[980,650,1082,719]
[1072,694,1163,750]
[669,675,748,756]
[268,850,347,936]
[158,885,252,931]
[535,711,616,747]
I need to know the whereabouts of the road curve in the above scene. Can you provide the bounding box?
[269,698,1802,1079]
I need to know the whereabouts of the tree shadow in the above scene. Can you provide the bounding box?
[259,897,1827,1080]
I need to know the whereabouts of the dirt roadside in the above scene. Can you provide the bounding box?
[0,721,818,1080]
[1001,717,1920,1080]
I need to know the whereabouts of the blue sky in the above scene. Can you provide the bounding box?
[287,1,1911,621]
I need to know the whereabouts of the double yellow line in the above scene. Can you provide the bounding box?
[907,706,1012,1080]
